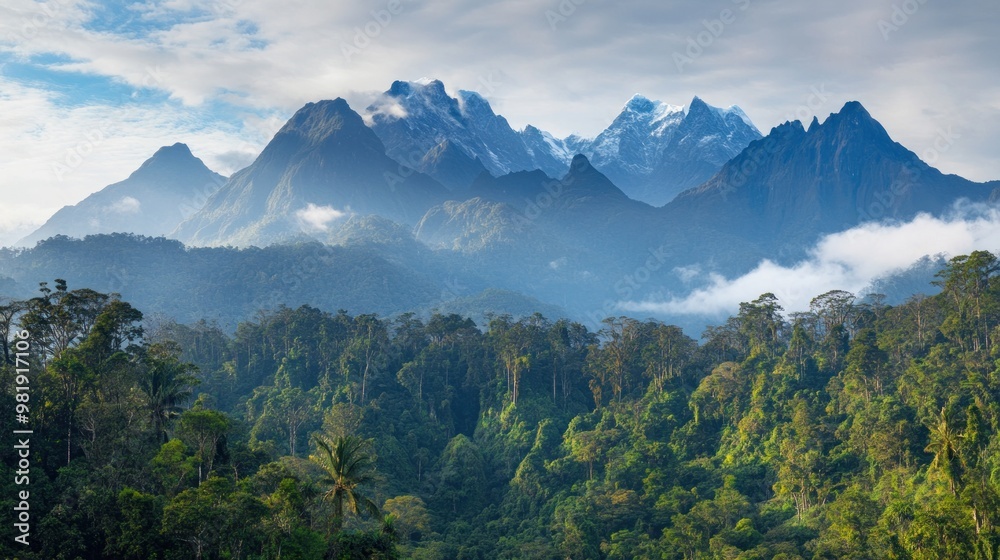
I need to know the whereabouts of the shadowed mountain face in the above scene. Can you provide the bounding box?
[666,101,995,261]
[172,98,449,247]
[19,143,226,247]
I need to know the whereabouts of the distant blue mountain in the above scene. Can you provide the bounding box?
[19,143,225,247]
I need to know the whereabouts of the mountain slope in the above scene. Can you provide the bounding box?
[666,101,995,259]
[19,143,225,247]
[173,98,449,247]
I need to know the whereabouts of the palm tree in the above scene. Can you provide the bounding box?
[138,343,198,442]
[925,406,963,495]
[310,434,381,531]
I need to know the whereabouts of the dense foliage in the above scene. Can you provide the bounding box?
[3,251,1000,558]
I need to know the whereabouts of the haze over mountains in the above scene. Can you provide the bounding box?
[18,143,226,247]
[10,79,999,331]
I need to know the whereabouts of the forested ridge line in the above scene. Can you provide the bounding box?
[2,251,1000,559]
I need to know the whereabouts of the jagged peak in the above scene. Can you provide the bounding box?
[681,97,756,130]
[275,98,377,147]
[770,120,808,136]
[839,100,870,116]
[387,78,449,100]
[625,94,656,113]
[151,142,194,158]
[130,142,212,180]
[808,101,893,144]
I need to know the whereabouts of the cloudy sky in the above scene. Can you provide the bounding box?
[0,0,997,245]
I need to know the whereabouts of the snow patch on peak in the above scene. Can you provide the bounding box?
[624,94,684,122]
[456,90,493,116]
[722,105,759,133]
[626,94,656,112]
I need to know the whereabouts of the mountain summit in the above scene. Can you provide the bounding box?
[365,80,532,188]
[582,95,762,206]
[173,98,449,247]
[668,100,993,256]
[19,143,226,247]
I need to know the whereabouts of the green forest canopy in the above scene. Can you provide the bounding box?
[2,250,1000,559]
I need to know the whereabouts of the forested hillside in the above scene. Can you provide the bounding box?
[3,251,1000,559]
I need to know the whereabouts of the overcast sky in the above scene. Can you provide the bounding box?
[0,0,997,244]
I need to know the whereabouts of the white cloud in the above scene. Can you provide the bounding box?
[295,203,349,232]
[621,204,1000,317]
[108,196,141,214]
[362,94,408,126]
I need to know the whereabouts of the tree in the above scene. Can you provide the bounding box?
[138,343,198,442]
[340,315,389,406]
[925,406,963,495]
[177,406,230,483]
[434,434,487,515]
[640,322,696,393]
[311,433,381,531]
[737,293,785,358]
[810,290,856,338]
[383,495,431,542]
[489,315,535,407]
[935,250,999,353]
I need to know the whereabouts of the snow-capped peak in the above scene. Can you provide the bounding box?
[722,105,757,132]
[624,94,684,122]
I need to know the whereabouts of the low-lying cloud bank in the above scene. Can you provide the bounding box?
[620,203,1000,317]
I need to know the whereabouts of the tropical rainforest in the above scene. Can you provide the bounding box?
[3,251,1000,559]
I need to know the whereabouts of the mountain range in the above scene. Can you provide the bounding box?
[363,79,762,205]
[11,80,999,330]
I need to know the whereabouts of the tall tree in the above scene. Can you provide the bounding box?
[138,343,198,442]
[310,433,381,532]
